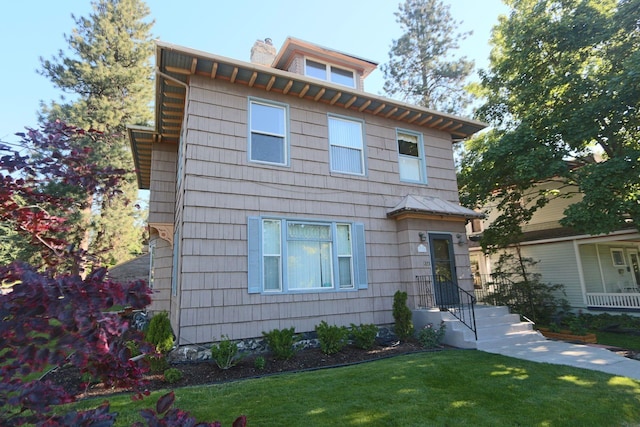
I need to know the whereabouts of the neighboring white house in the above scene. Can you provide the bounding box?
[468,180,640,314]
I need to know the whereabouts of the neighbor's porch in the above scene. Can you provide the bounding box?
[578,240,640,310]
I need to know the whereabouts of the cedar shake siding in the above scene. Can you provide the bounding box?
[129,39,486,345]
[173,76,471,344]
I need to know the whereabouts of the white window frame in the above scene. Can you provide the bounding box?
[327,115,366,176]
[248,217,367,294]
[304,58,356,88]
[611,248,626,267]
[248,98,289,166]
[396,128,427,184]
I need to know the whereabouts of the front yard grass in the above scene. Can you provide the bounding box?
[595,331,640,351]
[73,350,640,426]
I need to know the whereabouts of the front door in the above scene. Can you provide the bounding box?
[628,249,640,287]
[429,233,459,305]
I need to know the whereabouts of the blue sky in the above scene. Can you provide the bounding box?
[0,0,508,146]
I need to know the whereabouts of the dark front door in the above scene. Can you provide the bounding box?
[429,233,459,305]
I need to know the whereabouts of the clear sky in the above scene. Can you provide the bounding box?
[0,0,508,147]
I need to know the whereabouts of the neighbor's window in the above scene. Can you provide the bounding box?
[248,217,367,293]
[305,59,356,88]
[328,115,365,175]
[397,129,427,183]
[249,99,288,165]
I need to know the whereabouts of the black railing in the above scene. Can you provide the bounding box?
[416,275,478,340]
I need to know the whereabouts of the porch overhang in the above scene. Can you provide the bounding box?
[386,195,483,222]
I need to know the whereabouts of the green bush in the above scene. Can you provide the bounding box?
[210,335,240,370]
[147,354,168,373]
[254,356,266,370]
[163,367,183,384]
[145,311,174,354]
[262,327,299,360]
[480,253,569,325]
[315,321,349,355]
[393,291,414,341]
[350,323,378,350]
[417,321,446,348]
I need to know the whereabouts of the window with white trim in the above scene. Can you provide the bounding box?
[328,115,365,175]
[397,129,427,183]
[249,98,288,165]
[248,217,368,294]
[305,58,356,88]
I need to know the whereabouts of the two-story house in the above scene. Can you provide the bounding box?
[128,37,486,345]
[468,179,640,313]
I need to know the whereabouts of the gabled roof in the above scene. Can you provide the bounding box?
[387,195,483,220]
[129,40,487,189]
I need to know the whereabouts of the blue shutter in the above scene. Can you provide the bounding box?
[353,223,368,289]
[247,217,261,293]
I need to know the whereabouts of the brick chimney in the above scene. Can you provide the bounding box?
[250,38,276,67]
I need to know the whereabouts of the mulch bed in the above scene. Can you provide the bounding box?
[44,341,431,399]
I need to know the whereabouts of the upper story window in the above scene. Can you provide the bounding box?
[248,98,289,166]
[305,58,356,88]
[397,129,427,184]
[328,115,366,176]
[248,217,368,294]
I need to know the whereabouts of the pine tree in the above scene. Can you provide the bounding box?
[382,0,474,114]
[39,0,154,268]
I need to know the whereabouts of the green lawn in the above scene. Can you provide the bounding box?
[595,331,640,351]
[73,350,640,426]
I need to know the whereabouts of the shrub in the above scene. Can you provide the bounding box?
[263,327,299,360]
[211,335,240,370]
[145,311,174,354]
[315,321,349,354]
[393,290,414,341]
[147,354,168,373]
[480,252,569,325]
[163,368,183,384]
[350,323,378,350]
[254,356,266,370]
[417,321,447,348]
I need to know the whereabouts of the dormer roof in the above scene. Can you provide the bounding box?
[272,37,378,78]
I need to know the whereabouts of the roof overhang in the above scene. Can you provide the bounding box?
[387,195,484,221]
[129,40,488,189]
[128,125,157,189]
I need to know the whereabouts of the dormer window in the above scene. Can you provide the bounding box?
[305,58,356,88]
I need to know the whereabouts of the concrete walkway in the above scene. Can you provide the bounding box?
[479,336,640,380]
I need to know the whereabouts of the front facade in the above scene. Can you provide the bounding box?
[469,181,640,313]
[130,38,485,345]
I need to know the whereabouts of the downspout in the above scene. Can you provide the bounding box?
[155,68,189,345]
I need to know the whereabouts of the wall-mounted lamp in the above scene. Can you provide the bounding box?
[418,232,426,242]
[456,233,467,246]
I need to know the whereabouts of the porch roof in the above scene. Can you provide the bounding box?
[386,195,483,220]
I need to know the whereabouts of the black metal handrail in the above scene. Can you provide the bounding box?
[416,275,478,340]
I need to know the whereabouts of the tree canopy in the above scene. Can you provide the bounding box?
[382,0,475,114]
[38,0,155,267]
[459,0,640,251]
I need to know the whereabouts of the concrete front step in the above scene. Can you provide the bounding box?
[476,330,546,351]
[412,305,541,350]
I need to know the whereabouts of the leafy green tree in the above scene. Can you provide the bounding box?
[382,0,475,114]
[38,0,154,268]
[459,0,640,250]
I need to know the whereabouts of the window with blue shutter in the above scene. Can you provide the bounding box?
[247,217,368,294]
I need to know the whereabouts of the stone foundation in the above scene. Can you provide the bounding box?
[168,325,396,363]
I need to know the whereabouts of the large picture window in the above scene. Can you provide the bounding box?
[249,99,288,165]
[397,129,427,183]
[328,115,365,175]
[248,217,367,293]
